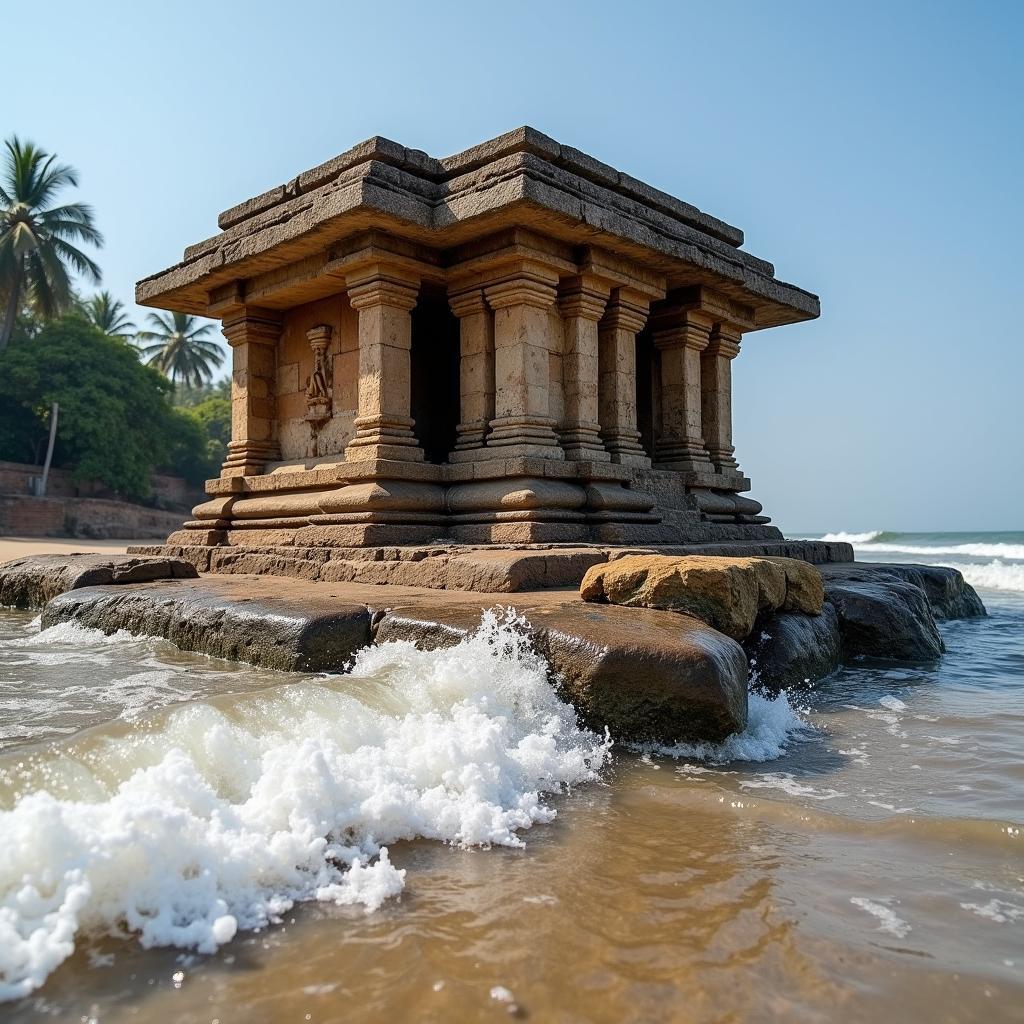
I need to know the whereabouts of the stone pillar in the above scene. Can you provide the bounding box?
[448,287,495,459]
[557,276,611,462]
[344,265,423,463]
[483,272,563,458]
[598,289,650,466]
[651,308,715,472]
[220,310,282,477]
[701,323,742,475]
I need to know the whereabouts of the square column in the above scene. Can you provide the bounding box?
[557,276,611,462]
[483,272,563,459]
[650,308,715,472]
[344,265,424,463]
[448,287,495,460]
[220,310,282,477]
[598,289,650,466]
[701,323,742,475]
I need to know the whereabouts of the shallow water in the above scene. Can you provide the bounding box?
[1,535,1022,1022]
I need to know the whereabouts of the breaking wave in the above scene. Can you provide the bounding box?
[633,691,813,764]
[818,531,1024,561]
[949,560,1024,593]
[0,611,610,1001]
[820,530,884,544]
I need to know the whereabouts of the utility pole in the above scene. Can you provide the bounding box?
[39,402,59,497]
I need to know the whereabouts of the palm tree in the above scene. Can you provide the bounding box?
[84,290,135,340]
[136,310,225,387]
[0,136,103,350]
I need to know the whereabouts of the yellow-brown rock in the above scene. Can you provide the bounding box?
[579,554,822,640]
[763,556,825,615]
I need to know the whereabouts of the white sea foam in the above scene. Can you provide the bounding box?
[634,691,812,763]
[820,533,1024,562]
[850,896,911,938]
[820,530,884,544]
[947,560,1024,593]
[0,610,609,1002]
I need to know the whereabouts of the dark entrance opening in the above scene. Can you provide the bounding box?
[410,292,460,464]
[635,326,659,459]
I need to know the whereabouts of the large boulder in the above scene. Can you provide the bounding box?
[42,577,371,672]
[824,578,944,661]
[744,604,842,694]
[818,562,985,620]
[579,554,823,640]
[376,601,748,744]
[763,557,826,614]
[0,553,197,609]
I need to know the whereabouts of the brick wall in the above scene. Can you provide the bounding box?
[0,495,185,539]
[0,461,200,510]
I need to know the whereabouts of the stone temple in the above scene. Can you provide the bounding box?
[137,128,827,582]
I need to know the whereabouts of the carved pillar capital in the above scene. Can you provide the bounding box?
[484,275,558,311]
[221,309,282,347]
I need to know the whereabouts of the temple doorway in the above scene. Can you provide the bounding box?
[410,292,460,464]
[635,326,659,458]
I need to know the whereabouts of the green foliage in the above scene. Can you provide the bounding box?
[0,314,216,498]
[136,310,224,387]
[83,290,135,339]
[173,376,230,408]
[167,397,231,483]
[0,136,103,349]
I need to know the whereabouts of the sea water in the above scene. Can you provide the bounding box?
[0,533,1021,1022]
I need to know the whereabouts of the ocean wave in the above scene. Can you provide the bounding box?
[632,690,812,763]
[859,541,1024,560]
[947,560,1024,593]
[0,610,609,1002]
[817,531,1024,560]
[820,530,884,544]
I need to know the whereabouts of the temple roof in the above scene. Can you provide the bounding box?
[136,127,819,329]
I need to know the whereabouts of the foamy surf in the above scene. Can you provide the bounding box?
[632,691,812,764]
[0,610,610,1001]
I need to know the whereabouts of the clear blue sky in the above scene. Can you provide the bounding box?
[5,0,1021,531]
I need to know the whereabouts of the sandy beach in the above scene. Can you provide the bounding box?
[0,537,131,560]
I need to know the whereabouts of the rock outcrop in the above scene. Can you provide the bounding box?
[823,578,945,662]
[580,554,822,640]
[817,562,985,620]
[744,605,842,694]
[43,578,372,673]
[378,602,748,744]
[39,573,747,745]
[0,553,197,610]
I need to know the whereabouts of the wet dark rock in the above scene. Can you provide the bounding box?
[42,578,371,673]
[817,562,985,620]
[0,553,197,610]
[824,578,944,662]
[744,604,842,693]
[377,601,748,745]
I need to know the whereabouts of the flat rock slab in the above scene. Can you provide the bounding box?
[0,553,197,610]
[39,573,746,744]
[42,577,371,673]
[378,602,748,744]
